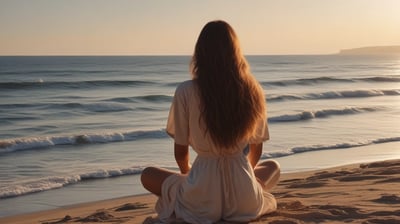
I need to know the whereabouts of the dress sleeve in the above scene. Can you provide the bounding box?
[249,117,270,144]
[166,84,189,145]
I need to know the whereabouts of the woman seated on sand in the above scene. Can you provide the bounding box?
[141,20,280,224]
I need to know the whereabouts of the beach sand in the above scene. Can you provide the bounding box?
[1,159,399,224]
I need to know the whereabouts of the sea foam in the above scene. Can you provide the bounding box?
[268,89,400,102]
[0,167,143,199]
[0,129,168,154]
[261,75,400,87]
[262,136,400,159]
[268,107,380,122]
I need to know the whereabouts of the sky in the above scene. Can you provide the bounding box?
[0,0,399,55]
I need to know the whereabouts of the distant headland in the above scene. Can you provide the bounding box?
[338,46,400,55]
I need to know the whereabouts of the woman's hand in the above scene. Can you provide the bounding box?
[174,143,191,174]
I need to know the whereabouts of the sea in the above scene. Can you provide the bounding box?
[0,55,399,217]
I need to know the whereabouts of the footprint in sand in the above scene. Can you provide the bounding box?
[287,181,326,188]
[335,175,386,182]
[372,194,400,204]
[77,211,115,222]
[114,202,148,211]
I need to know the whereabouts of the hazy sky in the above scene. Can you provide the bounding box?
[0,0,399,55]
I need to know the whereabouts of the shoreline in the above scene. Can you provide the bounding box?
[1,158,399,223]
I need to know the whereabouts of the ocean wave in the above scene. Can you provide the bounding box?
[306,89,400,99]
[0,80,157,90]
[262,77,352,86]
[93,95,174,104]
[48,102,133,113]
[359,76,400,82]
[261,76,400,87]
[262,136,400,159]
[133,95,173,103]
[1,102,133,113]
[1,99,170,112]
[2,69,125,76]
[268,107,379,122]
[0,167,143,199]
[0,129,168,154]
[3,136,399,199]
[268,89,400,102]
[0,106,381,153]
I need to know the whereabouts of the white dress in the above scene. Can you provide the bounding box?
[156,80,277,224]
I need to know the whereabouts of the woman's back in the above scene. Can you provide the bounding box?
[166,80,250,157]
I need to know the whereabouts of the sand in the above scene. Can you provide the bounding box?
[1,159,399,224]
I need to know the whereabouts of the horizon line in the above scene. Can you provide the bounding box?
[0,53,337,57]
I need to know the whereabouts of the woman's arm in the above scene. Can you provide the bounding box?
[174,143,191,174]
[247,143,263,169]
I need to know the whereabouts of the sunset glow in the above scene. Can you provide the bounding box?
[0,0,399,55]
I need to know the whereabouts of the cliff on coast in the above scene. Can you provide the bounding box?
[339,46,400,55]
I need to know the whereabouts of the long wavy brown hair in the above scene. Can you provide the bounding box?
[191,20,266,149]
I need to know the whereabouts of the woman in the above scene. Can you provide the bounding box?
[141,20,280,223]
